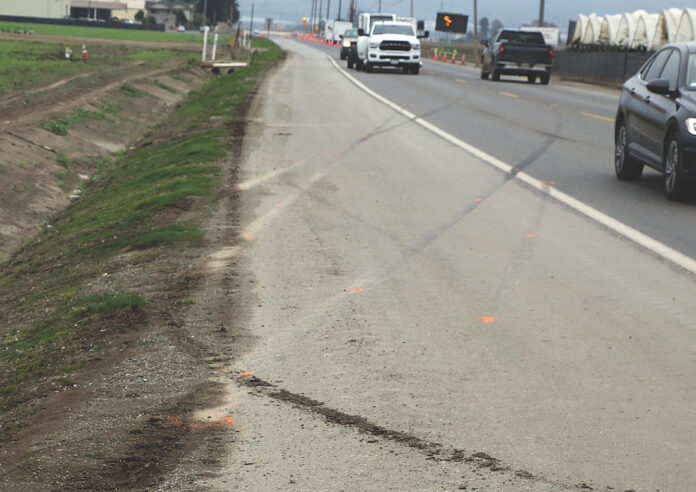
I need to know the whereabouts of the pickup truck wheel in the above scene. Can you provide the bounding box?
[402,66,410,74]
[340,52,346,60]
[365,62,373,73]
[410,65,420,75]
[527,75,536,83]
[540,73,550,85]
[491,69,500,81]
[355,59,363,71]
[347,58,354,69]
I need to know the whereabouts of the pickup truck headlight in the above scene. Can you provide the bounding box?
[369,41,379,49]
[342,40,351,48]
[686,118,696,136]
[411,42,420,49]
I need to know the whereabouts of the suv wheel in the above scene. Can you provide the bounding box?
[615,120,643,180]
[664,134,689,201]
[410,65,420,75]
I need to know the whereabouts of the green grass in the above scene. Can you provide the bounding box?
[0,37,282,413]
[151,78,177,92]
[0,22,224,44]
[43,107,108,136]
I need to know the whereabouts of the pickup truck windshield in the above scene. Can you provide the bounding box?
[372,24,415,36]
[343,29,358,38]
[497,30,545,44]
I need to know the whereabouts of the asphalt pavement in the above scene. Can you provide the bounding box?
[193,38,696,491]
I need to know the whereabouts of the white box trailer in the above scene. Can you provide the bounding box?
[326,20,353,42]
[358,12,396,34]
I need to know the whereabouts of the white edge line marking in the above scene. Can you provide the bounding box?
[326,55,696,275]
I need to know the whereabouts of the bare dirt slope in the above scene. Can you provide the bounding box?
[0,41,269,490]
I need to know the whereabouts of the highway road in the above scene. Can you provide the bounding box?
[194,38,696,491]
[308,38,696,265]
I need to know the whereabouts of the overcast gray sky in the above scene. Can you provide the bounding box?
[241,1,687,32]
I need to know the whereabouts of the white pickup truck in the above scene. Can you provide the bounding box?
[355,21,428,74]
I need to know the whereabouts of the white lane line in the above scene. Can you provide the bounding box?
[237,160,306,190]
[326,55,696,275]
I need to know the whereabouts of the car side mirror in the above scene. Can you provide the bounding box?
[418,30,429,39]
[358,28,365,36]
[647,78,675,96]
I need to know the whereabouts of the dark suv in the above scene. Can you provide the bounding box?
[615,42,696,200]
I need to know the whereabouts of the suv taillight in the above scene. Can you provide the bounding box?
[549,46,554,61]
[498,44,504,57]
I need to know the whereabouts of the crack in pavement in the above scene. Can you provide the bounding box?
[234,374,598,490]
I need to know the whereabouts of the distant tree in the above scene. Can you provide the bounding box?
[522,20,557,28]
[197,0,239,24]
[491,19,503,36]
[479,17,489,40]
[134,9,145,22]
[175,10,187,27]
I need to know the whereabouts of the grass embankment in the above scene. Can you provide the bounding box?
[0,37,192,96]
[0,37,281,416]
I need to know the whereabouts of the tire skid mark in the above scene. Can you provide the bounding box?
[236,375,587,490]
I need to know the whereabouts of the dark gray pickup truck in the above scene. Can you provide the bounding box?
[480,29,553,84]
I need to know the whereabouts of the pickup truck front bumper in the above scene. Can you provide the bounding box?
[495,61,551,76]
[367,49,421,67]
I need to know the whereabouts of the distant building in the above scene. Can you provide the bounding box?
[146,1,195,30]
[1,0,71,19]
[111,0,146,21]
[70,1,128,21]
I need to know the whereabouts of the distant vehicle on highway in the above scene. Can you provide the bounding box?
[355,21,428,74]
[614,42,696,200]
[340,28,359,62]
[480,29,553,84]
[326,19,353,45]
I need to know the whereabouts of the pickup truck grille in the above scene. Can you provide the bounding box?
[380,41,411,51]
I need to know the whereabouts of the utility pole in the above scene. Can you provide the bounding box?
[250,2,254,34]
[337,0,342,20]
[473,0,479,66]
[319,0,323,32]
[311,0,316,33]
[538,0,545,26]
[378,0,382,12]
[410,0,413,17]
[203,0,208,25]
[327,0,331,21]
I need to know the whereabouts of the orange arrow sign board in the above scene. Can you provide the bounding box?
[444,15,452,27]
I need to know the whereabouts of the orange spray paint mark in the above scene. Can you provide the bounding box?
[526,234,537,238]
[274,204,285,209]
[479,316,497,324]
[190,416,234,429]
[244,235,255,241]
[350,288,364,293]
[475,198,483,202]
[169,416,184,428]
[239,371,255,376]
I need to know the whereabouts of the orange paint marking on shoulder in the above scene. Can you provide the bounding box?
[526,234,537,238]
[274,204,285,209]
[479,316,497,324]
[169,416,184,428]
[244,234,255,240]
[350,288,364,293]
[239,371,255,376]
[190,416,234,429]
[475,198,483,202]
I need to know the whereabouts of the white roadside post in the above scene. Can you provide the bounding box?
[202,26,210,62]
[212,32,219,61]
